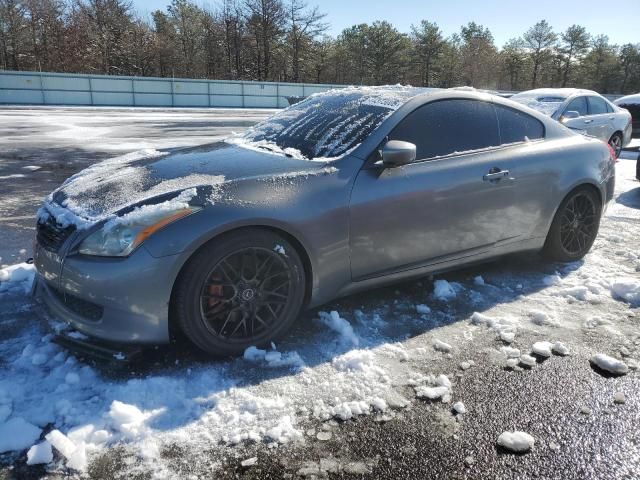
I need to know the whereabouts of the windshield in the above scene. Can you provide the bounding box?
[229,86,433,160]
[510,93,565,116]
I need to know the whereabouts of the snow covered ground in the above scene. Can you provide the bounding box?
[1,109,639,478]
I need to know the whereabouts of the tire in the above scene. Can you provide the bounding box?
[172,229,305,356]
[543,186,602,262]
[608,132,623,159]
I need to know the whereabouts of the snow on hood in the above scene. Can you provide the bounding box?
[229,85,439,161]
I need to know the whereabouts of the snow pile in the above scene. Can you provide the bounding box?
[0,262,35,294]
[609,278,640,305]
[471,312,518,343]
[528,309,559,327]
[590,354,629,375]
[497,431,535,453]
[433,280,457,301]
[242,346,305,369]
[316,311,359,347]
[433,339,452,353]
[415,374,452,401]
[452,401,466,414]
[520,355,537,367]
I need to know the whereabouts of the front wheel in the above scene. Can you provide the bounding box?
[173,229,306,356]
[608,132,623,159]
[543,187,602,262]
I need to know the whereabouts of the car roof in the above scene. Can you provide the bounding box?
[614,93,640,105]
[511,88,599,102]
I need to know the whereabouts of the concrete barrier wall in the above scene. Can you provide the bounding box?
[0,70,346,108]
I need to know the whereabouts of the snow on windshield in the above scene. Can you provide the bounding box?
[228,86,435,161]
[510,93,564,116]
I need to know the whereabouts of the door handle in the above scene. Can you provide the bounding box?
[583,119,593,124]
[483,169,510,181]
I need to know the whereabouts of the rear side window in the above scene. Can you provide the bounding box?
[389,99,500,160]
[565,96,588,116]
[495,105,545,144]
[588,96,608,115]
[606,102,614,113]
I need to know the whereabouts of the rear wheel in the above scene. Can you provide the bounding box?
[543,187,601,262]
[608,132,623,159]
[173,229,305,356]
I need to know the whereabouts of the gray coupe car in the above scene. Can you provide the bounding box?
[510,88,633,158]
[34,87,616,356]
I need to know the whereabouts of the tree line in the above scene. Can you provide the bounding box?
[1,0,639,94]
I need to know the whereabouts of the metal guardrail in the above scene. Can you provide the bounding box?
[0,70,346,108]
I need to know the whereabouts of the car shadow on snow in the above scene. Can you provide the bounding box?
[615,186,640,210]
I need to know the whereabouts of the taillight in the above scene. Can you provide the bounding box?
[606,143,618,163]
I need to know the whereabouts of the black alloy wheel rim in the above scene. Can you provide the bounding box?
[559,193,597,255]
[199,247,292,342]
[609,135,622,158]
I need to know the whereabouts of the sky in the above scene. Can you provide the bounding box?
[133,0,640,48]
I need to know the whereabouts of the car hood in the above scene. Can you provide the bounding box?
[46,141,336,224]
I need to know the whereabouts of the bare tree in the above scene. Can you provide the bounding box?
[285,0,325,82]
[244,0,285,80]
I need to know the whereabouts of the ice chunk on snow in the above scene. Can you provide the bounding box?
[433,339,452,353]
[590,354,629,375]
[244,346,267,362]
[610,278,640,304]
[415,386,449,400]
[542,274,562,286]
[497,431,535,452]
[471,312,518,343]
[0,417,42,453]
[559,286,589,301]
[273,244,286,255]
[529,309,559,326]
[552,342,570,356]
[45,429,76,458]
[109,401,159,439]
[452,401,466,414]
[317,311,359,346]
[433,280,456,300]
[332,349,375,372]
[241,457,258,467]
[26,441,53,465]
[435,374,452,388]
[501,346,521,358]
[0,262,35,294]
[473,276,485,286]
[531,341,553,358]
[520,355,537,367]
[415,304,431,314]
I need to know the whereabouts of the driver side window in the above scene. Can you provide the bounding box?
[564,96,588,117]
[388,99,500,161]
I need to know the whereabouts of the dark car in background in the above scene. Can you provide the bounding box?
[615,93,640,138]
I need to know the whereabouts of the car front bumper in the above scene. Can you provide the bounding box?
[34,242,186,344]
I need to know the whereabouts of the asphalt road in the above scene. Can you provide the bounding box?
[1,107,640,480]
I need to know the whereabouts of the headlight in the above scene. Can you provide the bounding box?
[78,206,200,257]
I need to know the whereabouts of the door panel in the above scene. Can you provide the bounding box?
[349,151,522,280]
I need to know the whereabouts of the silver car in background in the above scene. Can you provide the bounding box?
[34,87,616,356]
[511,88,632,157]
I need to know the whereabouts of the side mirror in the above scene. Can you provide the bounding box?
[380,140,416,167]
[561,110,580,122]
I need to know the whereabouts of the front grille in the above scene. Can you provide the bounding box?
[37,214,75,253]
[49,285,103,321]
